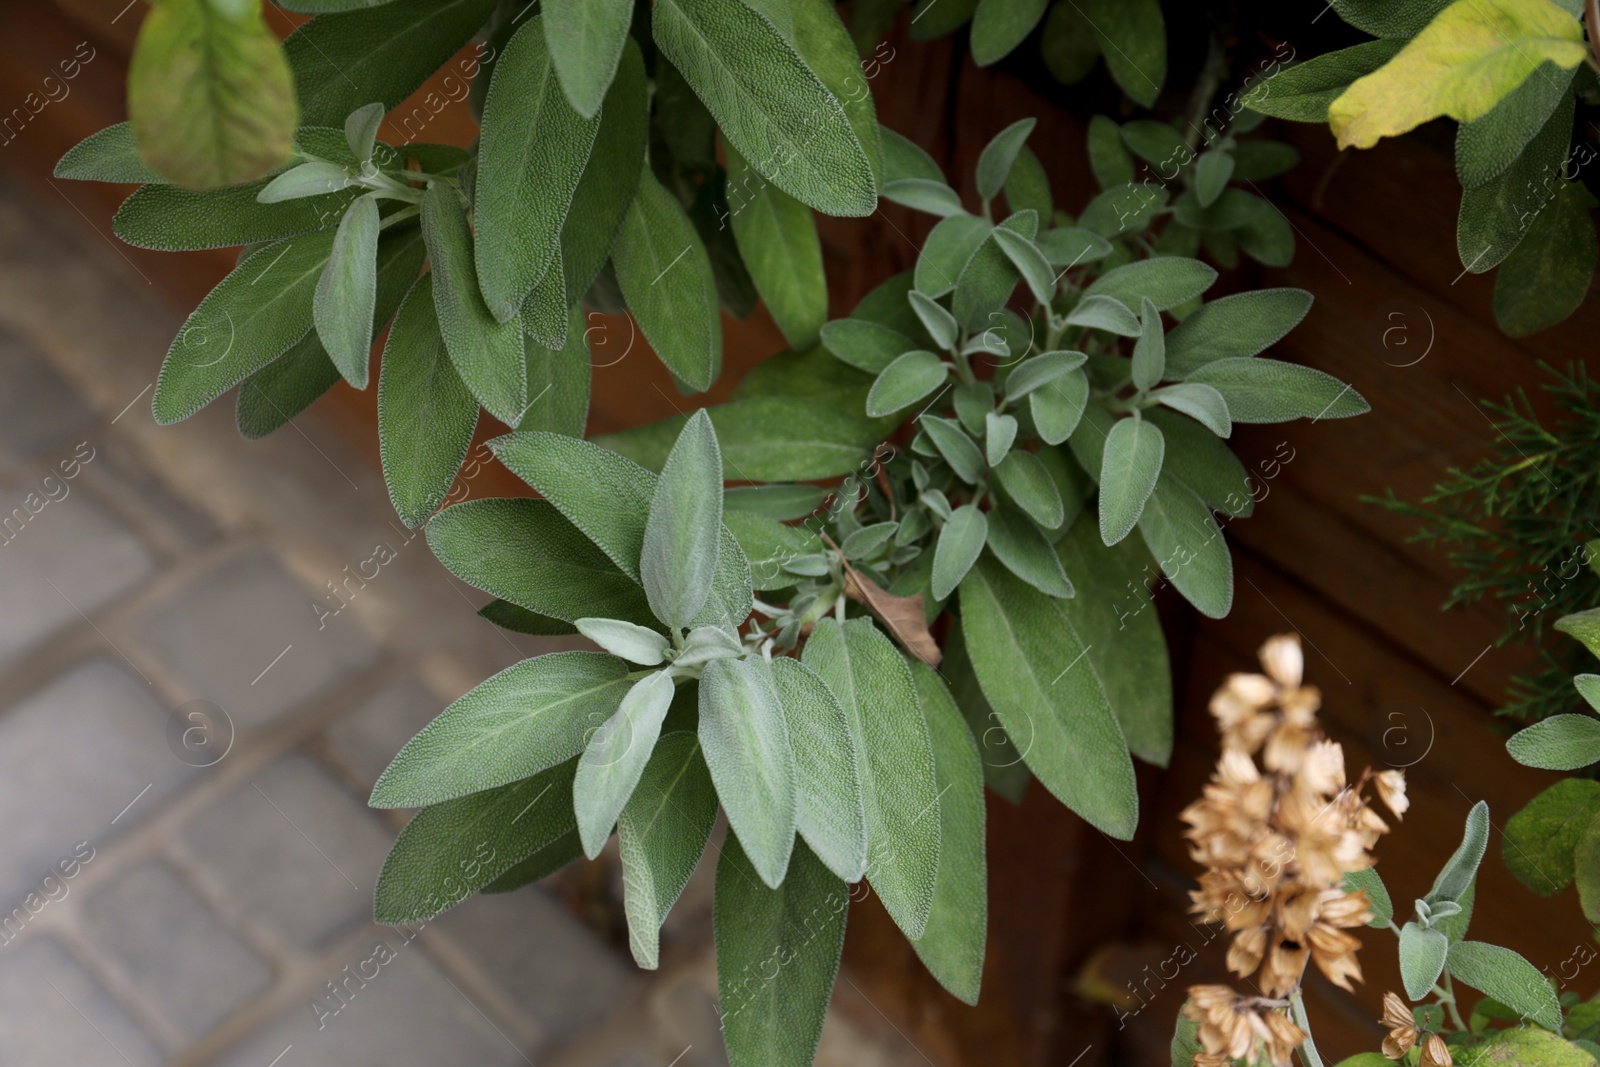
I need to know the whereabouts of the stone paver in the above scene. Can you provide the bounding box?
[83,861,272,1042]
[137,551,378,730]
[436,888,636,1048]
[0,659,194,906]
[211,944,528,1067]
[0,473,157,667]
[0,327,95,457]
[182,755,392,949]
[0,937,164,1067]
[323,675,441,789]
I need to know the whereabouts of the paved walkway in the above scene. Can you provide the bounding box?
[0,176,924,1067]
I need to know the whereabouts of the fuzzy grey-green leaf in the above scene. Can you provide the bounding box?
[715,837,846,1067]
[700,656,799,887]
[421,183,527,424]
[619,731,718,969]
[1099,416,1165,546]
[371,651,632,808]
[1184,357,1368,423]
[374,759,578,923]
[641,410,725,630]
[654,0,876,216]
[476,15,603,320]
[613,173,722,392]
[1137,473,1232,618]
[377,275,478,528]
[575,670,677,856]
[868,350,948,417]
[934,505,988,600]
[959,557,1137,837]
[1447,940,1562,1032]
[487,431,753,633]
[985,504,1075,598]
[543,0,633,118]
[154,230,334,424]
[728,143,829,350]
[772,657,869,883]
[908,662,987,1005]
[426,497,658,627]
[1164,288,1312,377]
[315,195,379,388]
[802,618,941,939]
[1056,517,1172,765]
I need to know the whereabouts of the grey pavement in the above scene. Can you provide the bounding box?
[0,173,935,1067]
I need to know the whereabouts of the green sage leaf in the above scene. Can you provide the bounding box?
[1399,921,1449,1000]
[908,662,987,1005]
[153,230,334,424]
[375,759,578,923]
[959,557,1137,838]
[575,670,677,856]
[727,144,828,351]
[488,431,753,633]
[475,14,602,321]
[613,173,722,392]
[619,731,719,968]
[285,0,496,126]
[975,117,1038,199]
[700,655,800,887]
[372,652,633,808]
[915,214,993,299]
[1427,800,1490,906]
[1446,940,1562,1032]
[868,350,949,417]
[1493,176,1597,338]
[55,122,164,184]
[314,195,380,388]
[1502,779,1600,895]
[934,505,989,600]
[771,657,870,883]
[1137,473,1232,618]
[985,504,1075,599]
[641,409,725,629]
[802,618,941,939]
[426,497,658,627]
[654,0,876,216]
[421,183,527,424]
[1185,357,1369,423]
[543,0,633,119]
[1080,0,1165,107]
[1164,288,1313,378]
[377,275,478,527]
[1098,416,1165,546]
[1084,257,1216,312]
[715,836,846,1067]
[1508,713,1600,771]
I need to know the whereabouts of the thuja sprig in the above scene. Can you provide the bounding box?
[1371,361,1600,722]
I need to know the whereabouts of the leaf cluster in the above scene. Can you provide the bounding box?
[1249,0,1600,337]
[53,4,1374,1063]
[1373,363,1600,725]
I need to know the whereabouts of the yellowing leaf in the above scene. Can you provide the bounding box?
[128,0,298,188]
[1328,0,1586,150]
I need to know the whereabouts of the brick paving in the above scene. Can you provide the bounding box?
[0,175,932,1067]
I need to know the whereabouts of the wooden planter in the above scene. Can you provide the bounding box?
[7,3,1596,1062]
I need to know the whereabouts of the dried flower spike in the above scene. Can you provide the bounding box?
[1183,986,1306,1067]
[1183,634,1406,1067]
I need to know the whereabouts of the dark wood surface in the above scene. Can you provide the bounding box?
[6,3,1596,1063]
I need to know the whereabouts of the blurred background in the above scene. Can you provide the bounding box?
[0,1,1594,1064]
